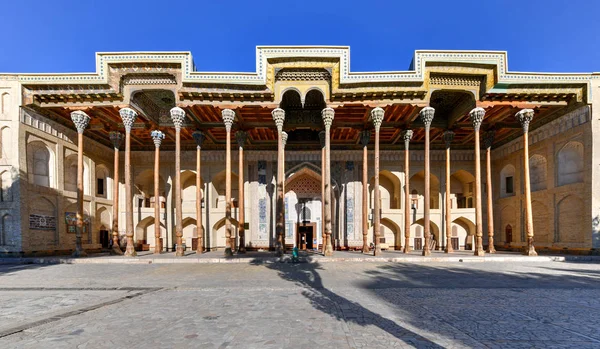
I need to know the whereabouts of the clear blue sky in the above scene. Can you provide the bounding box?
[1,0,599,74]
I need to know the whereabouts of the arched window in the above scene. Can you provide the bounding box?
[1,92,9,115]
[557,141,584,186]
[500,165,516,197]
[28,141,53,188]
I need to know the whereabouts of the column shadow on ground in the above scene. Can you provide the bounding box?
[250,260,444,347]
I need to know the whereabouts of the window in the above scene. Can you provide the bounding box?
[505,176,514,194]
[97,178,105,196]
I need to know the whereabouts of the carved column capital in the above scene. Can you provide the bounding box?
[318,130,326,148]
[221,109,235,133]
[192,130,205,149]
[235,130,247,148]
[516,109,534,133]
[281,131,288,148]
[483,130,495,149]
[370,107,385,132]
[170,107,186,131]
[322,107,335,131]
[402,129,413,146]
[272,108,285,132]
[443,130,455,148]
[469,107,486,132]
[119,108,137,133]
[360,129,371,147]
[70,111,90,134]
[419,107,435,130]
[109,131,123,149]
[151,130,165,148]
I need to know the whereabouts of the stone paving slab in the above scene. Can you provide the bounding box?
[1,261,600,348]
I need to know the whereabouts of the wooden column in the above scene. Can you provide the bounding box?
[322,108,335,256]
[516,109,537,256]
[371,108,384,256]
[109,131,124,255]
[236,131,247,253]
[272,108,286,256]
[420,107,435,256]
[319,131,326,254]
[470,107,486,256]
[360,130,371,253]
[443,130,455,253]
[170,107,186,256]
[70,111,90,258]
[192,131,205,253]
[484,131,497,254]
[402,130,413,253]
[191,131,205,253]
[281,131,288,250]
[151,130,165,254]
[222,109,236,257]
[119,108,138,257]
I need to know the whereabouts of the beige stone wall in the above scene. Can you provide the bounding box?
[18,108,113,254]
[0,77,22,254]
[591,75,600,248]
[492,106,593,250]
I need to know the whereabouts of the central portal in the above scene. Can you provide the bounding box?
[296,222,317,250]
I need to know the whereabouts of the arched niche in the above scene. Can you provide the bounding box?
[27,140,55,188]
[64,153,90,195]
[410,171,440,209]
[134,169,167,208]
[182,170,205,206]
[500,164,516,197]
[557,195,584,243]
[557,141,584,186]
[369,170,401,210]
[135,216,167,246]
[380,217,402,249]
[95,164,110,199]
[211,216,239,250]
[529,154,547,192]
[531,200,551,244]
[1,126,11,158]
[211,170,239,209]
[450,170,475,208]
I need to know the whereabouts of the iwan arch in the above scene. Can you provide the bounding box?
[0,46,599,257]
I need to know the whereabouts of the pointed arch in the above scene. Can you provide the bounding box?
[450,170,475,208]
[369,170,401,209]
[410,170,440,209]
[135,216,166,244]
[0,214,11,245]
[380,217,402,249]
[1,126,11,159]
[412,218,440,249]
[211,216,239,250]
[500,164,516,197]
[211,169,239,209]
[27,140,55,188]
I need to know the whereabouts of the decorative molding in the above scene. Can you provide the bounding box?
[493,106,591,159]
[17,47,596,101]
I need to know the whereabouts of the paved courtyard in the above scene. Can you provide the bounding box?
[0,259,599,348]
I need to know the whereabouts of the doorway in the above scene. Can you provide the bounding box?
[505,225,512,245]
[99,229,109,249]
[296,223,316,250]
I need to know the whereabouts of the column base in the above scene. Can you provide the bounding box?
[486,247,497,254]
[422,249,431,256]
[110,246,123,256]
[474,249,485,257]
[444,248,454,254]
[72,248,87,258]
[238,247,246,254]
[225,247,234,257]
[361,245,370,254]
[523,239,537,256]
[175,245,185,257]
[373,247,382,256]
[124,248,137,257]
